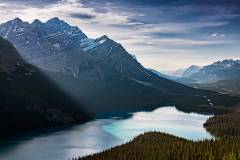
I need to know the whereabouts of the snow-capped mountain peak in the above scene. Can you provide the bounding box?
[0,17,144,79]
[0,18,90,60]
[212,59,240,68]
[46,17,61,23]
[13,17,23,23]
[97,35,109,44]
[31,19,42,27]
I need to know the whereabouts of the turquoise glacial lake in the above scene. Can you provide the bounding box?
[103,107,213,141]
[0,107,213,160]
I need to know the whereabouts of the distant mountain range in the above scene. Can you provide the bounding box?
[188,60,240,83]
[161,60,240,95]
[0,18,238,117]
[0,37,90,137]
[165,59,240,85]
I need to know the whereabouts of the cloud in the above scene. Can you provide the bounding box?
[211,33,225,37]
[156,38,230,46]
[121,37,233,51]
[114,0,240,6]
[70,13,95,20]
[211,33,218,37]
[137,22,229,35]
[0,0,61,6]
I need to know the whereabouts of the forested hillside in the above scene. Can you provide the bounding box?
[77,132,240,160]
[204,107,240,138]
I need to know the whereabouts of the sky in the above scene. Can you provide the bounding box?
[0,0,239,71]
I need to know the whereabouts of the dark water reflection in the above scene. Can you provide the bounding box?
[0,120,122,160]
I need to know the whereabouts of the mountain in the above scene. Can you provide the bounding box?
[164,65,201,78]
[182,65,201,78]
[166,68,186,78]
[0,18,238,115]
[0,37,90,137]
[0,17,86,63]
[174,60,240,95]
[188,59,240,83]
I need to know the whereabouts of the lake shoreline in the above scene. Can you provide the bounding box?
[0,106,214,160]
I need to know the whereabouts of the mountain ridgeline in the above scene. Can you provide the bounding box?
[174,60,240,84]
[189,60,240,83]
[0,37,91,137]
[0,18,238,115]
[168,60,240,94]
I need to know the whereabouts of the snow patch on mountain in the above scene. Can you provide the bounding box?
[4,21,14,38]
[130,78,152,86]
[80,38,101,51]
[53,43,61,48]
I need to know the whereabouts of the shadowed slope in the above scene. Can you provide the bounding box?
[0,37,91,137]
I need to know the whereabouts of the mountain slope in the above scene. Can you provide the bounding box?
[0,37,91,137]
[166,69,186,78]
[0,18,238,115]
[182,65,201,78]
[166,65,201,78]
[148,68,179,80]
[196,76,240,95]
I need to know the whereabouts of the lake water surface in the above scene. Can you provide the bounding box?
[0,106,213,160]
